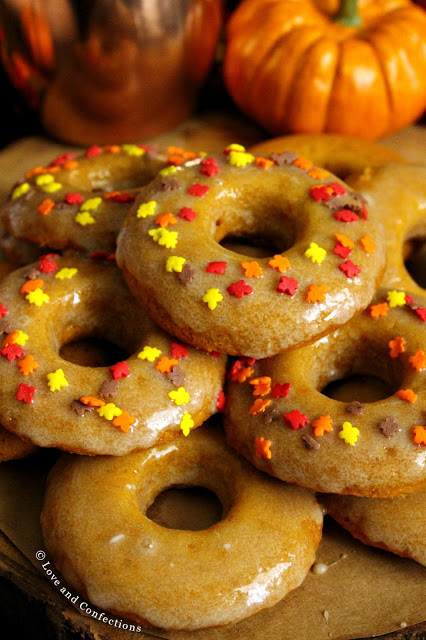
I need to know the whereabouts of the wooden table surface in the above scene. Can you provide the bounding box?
[0,106,425,640]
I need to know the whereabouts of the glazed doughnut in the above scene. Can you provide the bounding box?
[41,424,323,630]
[321,488,426,567]
[116,144,386,359]
[224,288,426,498]
[0,254,226,455]
[1,143,199,255]
[345,164,426,297]
[249,134,405,180]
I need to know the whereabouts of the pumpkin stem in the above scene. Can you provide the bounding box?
[334,0,361,27]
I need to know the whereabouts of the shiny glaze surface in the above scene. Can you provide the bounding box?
[116,150,386,358]
[224,289,426,497]
[41,425,323,630]
[0,255,226,455]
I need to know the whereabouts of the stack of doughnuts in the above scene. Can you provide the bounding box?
[0,134,424,631]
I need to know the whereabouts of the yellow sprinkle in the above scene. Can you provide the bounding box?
[148,227,178,249]
[12,182,30,199]
[228,151,255,167]
[387,290,406,307]
[339,421,359,446]
[180,412,195,436]
[55,268,78,280]
[75,211,95,226]
[137,346,162,362]
[122,144,145,157]
[168,386,190,405]
[97,403,123,420]
[26,289,49,306]
[81,197,102,211]
[41,181,62,193]
[166,256,186,273]
[47,368,68,391]
[202,288,223,310]
[13,330,29,346]
[225,143,246,152]
[35,174,54,186]
[305,242,327,264]
[159,165,178,177]
[137,201,157,218]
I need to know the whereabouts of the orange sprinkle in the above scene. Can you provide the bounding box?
[62,160,79,171]
[312,414,333,437]
[250,398,271,415]
[241,260,263,278]
[20,279,44,294]
[37,198,55,216]
[167,146,186,156]
[234,366,254,384]
[249,376,271,397]
[155,212,177,227]
[335,233,354,249]
[292,156,313,170]
[112,410,135,433]
[254,156,274,169]
[408,350,426,372]
[268,255,291,272]
[396,389,418,404]
[25,166,44,179]
[413,426,426,446]
[369,302,389,318]
[105,144,120,153]
[103,190,121,200]
[308,167,330,180]
[360,235,377,255]
[2,330,20,347]
[255,436,272,459]
[155,356,179,374]
[389,337,405,358]
[17,354,39,375]
[167,155,185,166]
[306,284,328,303]
[80,396,105,407]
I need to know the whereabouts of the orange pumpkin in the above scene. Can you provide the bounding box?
[223,0,426,139]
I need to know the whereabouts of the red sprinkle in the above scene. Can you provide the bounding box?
[334,209,359,223]
[405,294,414,304]
[310,185,332,202]
[178,206,197,221]
[227,280,253,298]
[85,145,103,158]
[200,158,220,177]
[38,254,59,273]
[187,183,209,197]
[333,243,352,258]
[108,193,136,203]
[216,389,226,411]
[0,304,8,318]
[206,261,227,274]
[65,192,84,205]
[361,203,368,220]
[1,344,25,361]
[16,382,36,403]
[171,342,189,359]
[339,260,361,279]
[109,361,130,380]
[277,276,299,296]
[271,382,291,398]
[49,152,77,167]
[283,410,309,430]
[415,308,426,322]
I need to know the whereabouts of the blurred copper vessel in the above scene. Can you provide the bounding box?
[0,0,224,144]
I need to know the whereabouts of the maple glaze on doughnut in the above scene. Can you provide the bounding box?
[249,133,405,180]
[0,254,226,455]
[41,424,323,630]
[1,144,199,255]
[116,145,386,359]
[345,163,426,297]
[224,289,426,498]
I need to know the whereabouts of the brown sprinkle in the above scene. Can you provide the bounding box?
[167,365,185,387]
[302,434,320,450]
[99,379,120,399]
[175,263,195,285]
[70,399,94,416]
[346,401,365,416]
[378,416,400,438]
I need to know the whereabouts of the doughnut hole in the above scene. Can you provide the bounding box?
[54,298,143,368]
[315,337,406,404]
[213,194,305,259]
[404,235,426,290]
[146,486,223,530]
